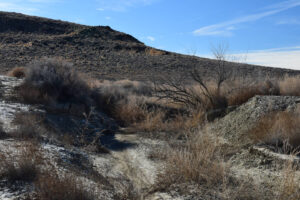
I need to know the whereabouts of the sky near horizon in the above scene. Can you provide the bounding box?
[0,0,300,70]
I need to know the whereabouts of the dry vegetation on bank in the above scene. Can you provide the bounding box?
[0,141,97,200]
[249,105,300,153]
[3,58,300,199]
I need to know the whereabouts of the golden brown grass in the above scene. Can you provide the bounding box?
[35,172,94,200]
[277,161,300,200]
[249,106,300,151]
[157,130,226,187]
[7,67,26,78]
[279,75,300,96]
[113,96,205,134]
[227,80,280,106]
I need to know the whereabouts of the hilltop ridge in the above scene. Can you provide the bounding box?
[0,11,299,81]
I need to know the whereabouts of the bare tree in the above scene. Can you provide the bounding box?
[155,44,231,111]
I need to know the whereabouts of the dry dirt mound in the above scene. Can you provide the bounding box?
[211,95,300,146]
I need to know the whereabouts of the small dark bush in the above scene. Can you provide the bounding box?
[4,161,38,183]
[18,58,92,105]
[8,67,26,78]
[0,144,41,183]
[0,123,7,139]
[36,173,94,200]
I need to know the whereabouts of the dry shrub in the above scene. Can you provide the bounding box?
[277,161,300,200]
[279,76,300,96]
[155,80,228,112]
[17,58,91,105]
[113,95,205,133]
[91,79,152,114]
[0,142,42,183]
[227,85,261,106]
[227,80,280,106]
[158,131,226,187]
[12,113,46,140]
[249,107,300,151]
[35,172,94,200]
[8,67,26,78]
[113,97,147,126]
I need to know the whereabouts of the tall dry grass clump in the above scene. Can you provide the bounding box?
[0,142,42,183]
[277,161,300,200]
[158,130,226,187]
[279,76,300,96]
[249,106,300,152]
[227,80,280,106]
[35,172,95,200]
[17,58,91,105]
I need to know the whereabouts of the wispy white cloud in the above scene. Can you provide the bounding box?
[105,16,111,20]
[195,46,300,70]
[96,0,158,12]
[238,51,300,70]
[146,36,155,42]
[0,2,38,14]
[0,0,60,14]
[231,46,300,70]
[277,18,300,25]
[193,0,300,36]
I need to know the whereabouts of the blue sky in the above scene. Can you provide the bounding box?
[0,0,300,70]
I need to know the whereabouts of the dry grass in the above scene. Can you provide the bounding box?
[7,67,26,78]
[227,80,280,106]
[0,142,42,183]
[0,140,96,199]
[157,130,226,187]
[249,106,300,152]
[279,75,300,96]
[12,113,45,140]
[35,172,95,200]
[277,161,300,200]
[112,94,205,134]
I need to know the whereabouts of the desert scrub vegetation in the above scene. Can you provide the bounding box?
[156,130,227,188]
[279,75,300,96]
[155,44,232,112]
[249,106,300,153]
[35,171,95,200]
[0,142,42,183]
[0,139,98,199]
[17,58,92,106]
[12,112,47,140]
